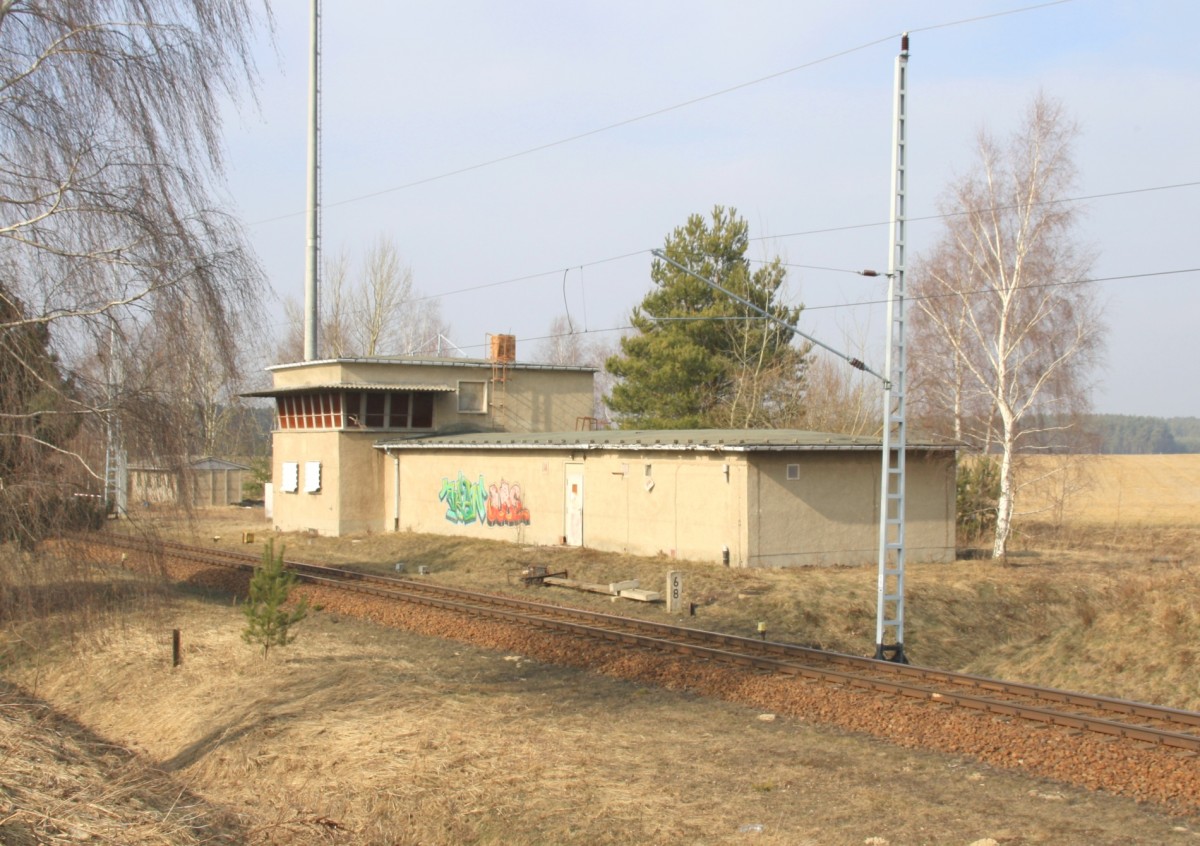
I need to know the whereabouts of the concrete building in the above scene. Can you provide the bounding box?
[249,353,597,536]
[251,354,956,567]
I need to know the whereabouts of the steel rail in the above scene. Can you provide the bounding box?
[76,533,1200,751]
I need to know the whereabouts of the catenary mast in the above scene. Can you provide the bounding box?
[875,33,909,663]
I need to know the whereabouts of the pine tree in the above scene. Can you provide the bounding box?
[605,206,807,429]
[242,541,310,657]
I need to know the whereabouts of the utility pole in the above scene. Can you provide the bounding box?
[303,0,321,361]
[651,33,913,664]
[874,33,910,663]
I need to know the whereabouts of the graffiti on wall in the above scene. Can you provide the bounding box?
[438,472,531,527]
[438,472,487,525]
[487,478,530,526]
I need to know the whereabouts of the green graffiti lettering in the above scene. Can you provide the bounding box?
[438,472,488,525]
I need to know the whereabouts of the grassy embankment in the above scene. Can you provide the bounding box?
[1,454,1198,843]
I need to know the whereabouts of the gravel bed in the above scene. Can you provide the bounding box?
[149,554,1200,815]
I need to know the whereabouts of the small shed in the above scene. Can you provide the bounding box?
[128,457,251,508]
[365,429,957,568]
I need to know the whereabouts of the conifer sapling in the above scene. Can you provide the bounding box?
[242,540,310,657]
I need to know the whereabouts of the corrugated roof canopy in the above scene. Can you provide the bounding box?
[242,383,455,398]
[266,356,595,373]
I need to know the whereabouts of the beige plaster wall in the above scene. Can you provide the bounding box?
[494,369,596,432]
[387,449,749,565]
[336,432,389,535]
[576,452,748,563]
[269,361,594,434]
[391,449,567,545]
[272,431,392,536]
[747,451,955,566]
[275,427,954,564]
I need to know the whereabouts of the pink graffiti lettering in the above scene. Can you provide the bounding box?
[486,479,530,526]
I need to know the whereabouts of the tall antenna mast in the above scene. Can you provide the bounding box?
[303,0,322,361]
[875,32,910,663]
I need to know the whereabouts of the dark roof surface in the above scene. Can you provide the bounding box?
[374,428,954,453]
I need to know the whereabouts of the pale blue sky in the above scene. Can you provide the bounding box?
[222,0,1200,417]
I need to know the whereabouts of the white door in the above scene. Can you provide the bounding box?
[564,463,584,547]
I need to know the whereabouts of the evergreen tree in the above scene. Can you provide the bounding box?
[956,457,1000,542]
[242,541,310,657]
[606,207,807,429]
[1081,414,1185,454]
[0,285,85,543]
[1167,417,1200,453]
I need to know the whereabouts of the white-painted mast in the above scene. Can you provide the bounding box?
[303,0,321,360]
[875,32,909,663]
[104,322,127,516]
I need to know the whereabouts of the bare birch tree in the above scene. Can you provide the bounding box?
[277,235,451,361]
[274,297,305,364]
[0,1,270,538]
[533,315,618,425]
[354,236,408,356]
[795,355,878,436]
[909,94,1104,557]
[321,249,353,358]
[137,300,261,458]
[534,315,590,367]
[351,237,451,356]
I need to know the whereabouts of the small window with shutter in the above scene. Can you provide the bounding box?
[281,462,299,493]
[304,461,322,493]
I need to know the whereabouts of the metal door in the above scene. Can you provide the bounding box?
[564,463,584,547]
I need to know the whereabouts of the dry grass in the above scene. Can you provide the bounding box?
[6,596,1199,845]
[0,545,166,641]
[0,680,244,845]
[132,502,1200,711]
[5,454,1200,844]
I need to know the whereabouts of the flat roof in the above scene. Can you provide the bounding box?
[374,428,955,453]
[266,356,595,374]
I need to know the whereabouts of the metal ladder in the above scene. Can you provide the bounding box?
[875,34,909,663]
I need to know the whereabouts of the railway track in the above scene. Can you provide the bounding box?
[74,532,1200,756]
